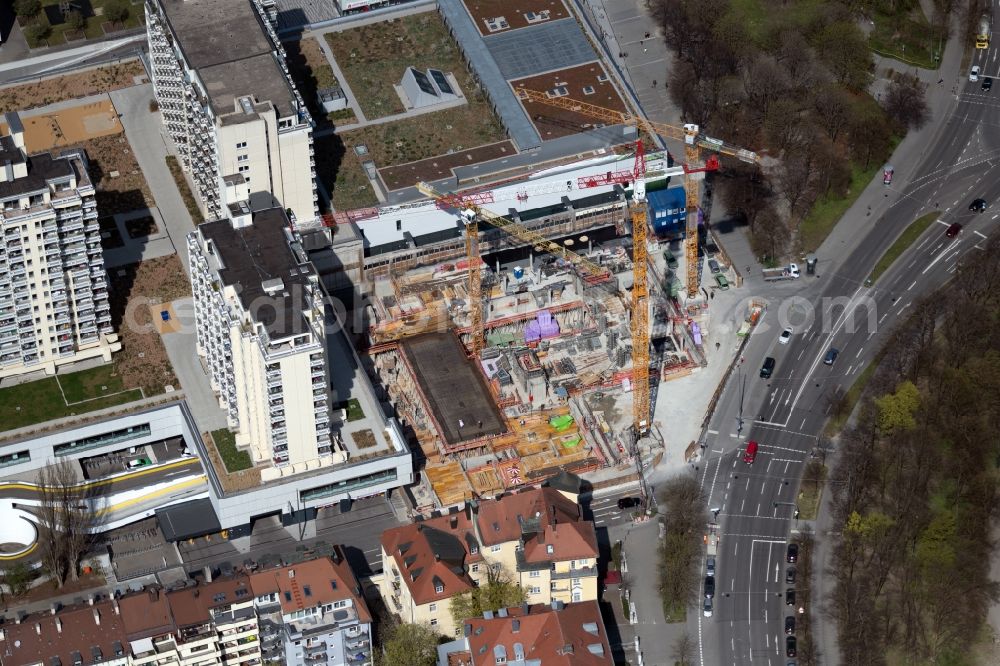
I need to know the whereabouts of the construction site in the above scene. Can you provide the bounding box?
[337,86,762,509]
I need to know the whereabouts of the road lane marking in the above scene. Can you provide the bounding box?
[923,239,960,274]
[908,279,917,290]
[856,346,864,358]
[845,364,853,375]
[976,229,988,238]
[880,312,889,323]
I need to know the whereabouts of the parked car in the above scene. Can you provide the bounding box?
[786,588,796,606]
[823,348,839,366]
[703,596,714,617]
[882,165,894,185]
[706,556,716,577]
[617,497,641,510]
[708,258,721,274]
[778,327,792,345]
[126,457,152,470]
[714,274,730,290]
[787,636,797,657]
[785,615,796,635]
[786,567,797,585]
[787,543,799,563]
[704,576,715,598]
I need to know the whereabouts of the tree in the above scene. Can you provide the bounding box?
[36,461,104,587]
[14,0,41,18]
[23,21,50,44]
[882,73,929,130]
[104,0,131,24]
[813,21,872,90]
[65,10,85,32]
[656,476,706,619]
[671,632,697,665]
[874,380,920,434]
[2,561,34,598]
[377,622,440,666]
[450,565,527,628]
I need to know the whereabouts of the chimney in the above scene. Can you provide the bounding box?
[111,598,120,616]
[55,618,62,634]
[93,608,101,626]
[520,602,529,615]
[450,515,458,529]
[87,594,96,606]
[34,623,41,636]
[203,565,214,583]
[0,628,5,641]
[15,611,26,624]
[288,569,295,579]
[434,553,440,562]
[49,602,60,615]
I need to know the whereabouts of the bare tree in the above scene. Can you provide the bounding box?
[882,73,929,130]
[671,632,697,665]
[36,461,103,587]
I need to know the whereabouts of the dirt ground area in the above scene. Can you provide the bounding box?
[326,12,478,119]
[378,140,516,191]
[71,133,156,216]
[285,36,339,127]
[7,99,123,152]
[0,61,145,114]
[512,62,629,140]
[108,255,191,396]
[463,0,570,35]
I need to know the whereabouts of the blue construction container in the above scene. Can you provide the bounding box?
[647,187,686,238]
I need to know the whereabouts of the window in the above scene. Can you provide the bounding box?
[491,545,502,553]
[471,564,479,573]
[529,570,540,578]
[546,545,554,554]
[238,165,250,173]
[429,603,437,612]
[529,586,540,595]
[430,618,438,626]
[237,155,249,162]
[435,584,444,594]
[582,85,595,95]
[236,142,247,149]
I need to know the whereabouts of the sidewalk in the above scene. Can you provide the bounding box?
[816,15,963,275]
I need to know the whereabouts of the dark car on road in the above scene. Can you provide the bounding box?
[969,198,988,213]
[984,77,993,91]
[785,615,796,635]
[786,588,796,606]
[704,576,715,598]
[823,348,839,366]
[617,497,641,510]
[946,222,964,238]
[787,636,797,657]
[787,543,799,563]
[760,357,776,378]
[786,567,796,585]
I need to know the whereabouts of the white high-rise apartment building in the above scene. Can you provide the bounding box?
[187,205,333,469]
[145,0,318,224]
[0,119,118,380]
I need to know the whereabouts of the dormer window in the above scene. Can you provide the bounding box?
[546,545,554,554]
[435,583,444,594]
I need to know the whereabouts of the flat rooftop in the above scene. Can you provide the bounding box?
[512,62,627,140]
[463,0,571,36]
[484,18,596,80]
[401,333,506,446]
[199,207,316,339]
[158,0,298,118]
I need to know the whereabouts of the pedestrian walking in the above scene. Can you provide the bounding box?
[652,80,657,88]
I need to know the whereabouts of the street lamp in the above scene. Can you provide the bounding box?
[736,359,747,436]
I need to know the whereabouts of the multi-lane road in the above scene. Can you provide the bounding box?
[693,42,1000,665]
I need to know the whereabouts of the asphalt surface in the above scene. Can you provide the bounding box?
[693,45,1000,666]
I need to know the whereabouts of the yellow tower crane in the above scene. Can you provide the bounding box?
[515,88,760,299]
[415,181,610,359]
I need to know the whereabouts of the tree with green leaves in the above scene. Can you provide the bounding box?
[23,21,50,44]
[14,0,41,18]
[1,561,34,598]
[450,564,527,628]
[65,10,85,32]
[377,622,440,666]
[104,0,131,24]
[874,381,920,434]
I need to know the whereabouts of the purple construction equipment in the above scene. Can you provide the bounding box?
[524,310,560,343]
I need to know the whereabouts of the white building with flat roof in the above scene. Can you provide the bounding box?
[0,119,118,379]
[146,0,318,223]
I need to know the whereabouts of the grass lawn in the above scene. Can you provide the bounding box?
[663,602,686,623]
[340,398,365,422]
[869,10,944,70]
[21,0,144,48]
[870,210,939,282]
[796,461,827,520]
[327,13,467,119]
[211,428,253,473]
[314,134,378,211]
[0,366,140,431]
[727,0,827,48]
[824,361,878,438]
[57,364,134,403]
[165,155,204,223]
